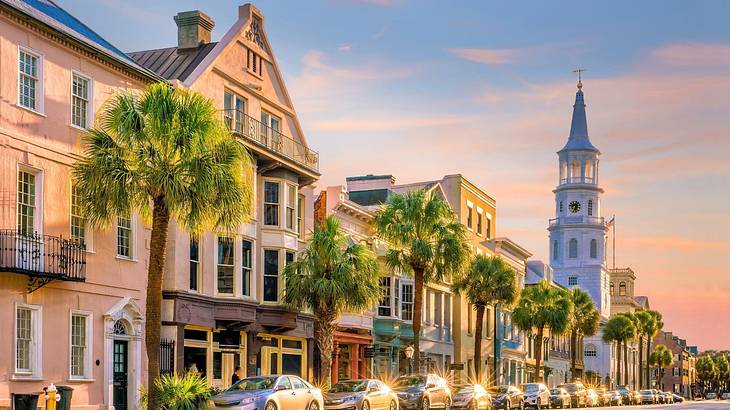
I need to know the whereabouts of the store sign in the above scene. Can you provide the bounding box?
[449,362,465,371]
[364,345,375,358]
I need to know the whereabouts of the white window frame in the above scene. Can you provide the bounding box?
[297,194,304,237]
[466,200,474,231]
[17,165,43,235]
[401,282,414,322]
[224,90,246,132]
[216,235,235,296]
[189,235,201,292]
[70,182,93,251]
[17,46,44,114]
[69,309,93,380]
[242,238,253,297]
[70,71,93,129]
[262,248,280,303]
[116,213,135,259]
[476,208,483,236]
[378,276,392,317]
[14,303,42,378]
[285,183,298,231]
[263,179,280,227]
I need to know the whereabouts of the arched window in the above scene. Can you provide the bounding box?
[584,344,597,357]
[590,239,597,258]
[569,238,578,258]
[610,282,615,296]
[560,161,567,182]
[619,282,627,296]
[553,240,558,260]
[570,160,581,181]
[585,160,594,182]
[588,200,593,216]
[113,320,128,335]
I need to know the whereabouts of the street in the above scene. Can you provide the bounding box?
[584,403,730,410]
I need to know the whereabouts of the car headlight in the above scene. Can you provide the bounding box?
[240,397,256,406]
[327,399,344,405]
[344,396,359,403]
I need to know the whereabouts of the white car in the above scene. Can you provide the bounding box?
[521,384,550,409]
[720,392,730,400]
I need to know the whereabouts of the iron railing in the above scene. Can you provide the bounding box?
[0,229,86,282]
[549,216,605,227]
[160,339,175,376]
[560,177,595,185]
[223,109,319,172]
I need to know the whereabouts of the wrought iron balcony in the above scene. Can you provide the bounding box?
[223,110,319,173]
[0,229,86,291]
[549,216,605,227]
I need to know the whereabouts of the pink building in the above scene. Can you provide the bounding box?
[0,1,159,409]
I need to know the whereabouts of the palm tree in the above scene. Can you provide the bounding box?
[512,280,571,382]
[602,313,636,387]
[633,310,656,388]
[715,354,729,393]
[451,255,519,382]
[374,189,470,371]
[649,344,674,389]
[566,288,600,381]
[73,83,252,410]
[283,216,381,389]
[696,355,717,393]
[645,310,664,387]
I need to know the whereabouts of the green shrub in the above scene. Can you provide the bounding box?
[140,373,213,410]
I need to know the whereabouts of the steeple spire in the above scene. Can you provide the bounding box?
[561,70,598,152]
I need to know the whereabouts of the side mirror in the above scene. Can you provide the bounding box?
[277,384,289,391]
[369,387,378,393]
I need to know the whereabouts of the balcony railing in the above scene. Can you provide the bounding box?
[549,216,605,227]
[0,230,86,288]
[223,110,319,172]
[559,177,595,185]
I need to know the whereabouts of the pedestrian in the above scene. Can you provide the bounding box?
[232,366,243,385]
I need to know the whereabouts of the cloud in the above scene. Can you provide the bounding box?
[450,47,524,65]
[621,235,730,253]
[338,43,353,52]
[314,115,472,132]
[650,43,730,67]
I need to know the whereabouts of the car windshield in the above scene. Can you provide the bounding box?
[550,389,562,394]
[227,376,277,392]
[488,386,509,394]
[330,381,368,393]
[523,385,539,393]
[393,376,426,389]
[617,387,629,392]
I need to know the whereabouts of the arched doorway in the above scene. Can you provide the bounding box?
[104,297,144,410]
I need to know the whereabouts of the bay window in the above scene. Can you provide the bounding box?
[401,283,413,321]
[263,249,279,302]
[264,181,279,226]
[242,239,252,297]
[217,236,234,295]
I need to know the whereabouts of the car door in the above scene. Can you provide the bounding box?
[290,376,312,409]
[275,376,297,409]
[366,380,384,410]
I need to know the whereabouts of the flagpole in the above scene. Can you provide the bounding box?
[612,214,616,269]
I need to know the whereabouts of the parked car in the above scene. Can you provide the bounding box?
[325,379,398,410]
[557,383,587,408]
[488,386,524,410]
[705,392,717,400]
[720,392,730,400]
[672,394,684,403]
[615,386,632,405]
[608,391,624,406]
[520,384,550,409]
[639,390,657,405]
[630,391,643,405]
[662,392,674,404]
[392,374,452,410]
[584,389,599,407]
[208,375,324,410]
[452,384,492,410]
[550,388,571,409]
[593,388,610,407]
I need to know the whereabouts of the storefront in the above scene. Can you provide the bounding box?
[182,326,247,389]
[332,330,373,383]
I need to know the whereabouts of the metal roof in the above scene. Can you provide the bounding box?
[560,87,599,153]
[128,43,218,82]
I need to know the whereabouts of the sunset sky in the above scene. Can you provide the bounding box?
[63,0,730,350]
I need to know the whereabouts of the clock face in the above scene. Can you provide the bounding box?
[569,201,581,213]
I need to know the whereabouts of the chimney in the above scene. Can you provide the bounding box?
[174,10,215,49]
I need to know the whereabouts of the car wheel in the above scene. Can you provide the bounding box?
[390,400,398,410]
[310,400,320,410]
[363,401,371,410]
[265,401,277,410]
[423,397,431,410]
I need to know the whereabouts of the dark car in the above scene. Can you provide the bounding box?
[488,386,524,410]
[392,374,452,410]
[550,388,571,409]
[451,384,492,410]
[616,386,632,405]
[557,383,587,408]
[672,394,684,403]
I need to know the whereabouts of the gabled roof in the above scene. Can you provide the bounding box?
[1,0,161,81]
[128,43,217,82]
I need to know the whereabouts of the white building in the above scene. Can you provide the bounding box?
[548,80,615,387]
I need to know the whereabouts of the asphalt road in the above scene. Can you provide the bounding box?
[586,402,730,410]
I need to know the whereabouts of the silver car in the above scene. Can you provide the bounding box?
[325,379,399,410]
[208,375,324,410]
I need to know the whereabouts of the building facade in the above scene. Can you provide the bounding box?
[0,1,161,408]
[653,331,694,398]
[548,81,615,388]
[129,4,320,388]
[608,267,645,389]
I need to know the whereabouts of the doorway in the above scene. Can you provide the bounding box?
[113,340,129,410]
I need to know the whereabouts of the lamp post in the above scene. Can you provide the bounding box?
[405,345,415,375]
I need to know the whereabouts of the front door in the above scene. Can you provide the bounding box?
[113,340,129,410]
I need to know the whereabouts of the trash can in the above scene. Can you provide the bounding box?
[12,393,39,410]
[56,385,74,410]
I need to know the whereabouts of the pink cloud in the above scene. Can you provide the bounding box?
[314,114,473,132]
[450,47,524,65]
[650,42,730,67]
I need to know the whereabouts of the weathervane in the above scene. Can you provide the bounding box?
[573,68,586,89]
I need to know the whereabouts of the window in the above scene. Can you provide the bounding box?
[71,73,90,128]
[286,185,297,230]
[467,304,473,335]
[424,290,432,324]
[18,48,42,111]
[242,240,252,297]
[552,240,558,260]
[559,201,564,213]
[217,236,234,295]
[590,239,597,259]
[246,48,263,76]
[610,282,615,296]
[587,200,594,216]
[476,211,483,235]
[117,214,132,258]
[619,282,627,296]
[189,236,200,291]
[223,91,245,132]
[261,111,281,132]
[297,195,304,237]
[264,181,280,226]
[485,307,492,338]
[70,311,91,379]
[672,367,680,377]
[70,184,86,247]
[17,170,37,234]
[378,277,392,316]
[263,249,279,302]
[584,344,597,357]
[466,205,473,229]
[485,217,491,239]
[401,283,413,321]
[15,304,41,375]
[568,238,578,258]
[394,278,400,317]
[568,276,578,286]
[434,292,442,327]
[443,295,451,341]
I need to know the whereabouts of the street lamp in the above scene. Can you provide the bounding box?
[404,345,415,374]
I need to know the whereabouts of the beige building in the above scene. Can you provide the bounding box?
[0,1,160,409]
[129,4,320,387]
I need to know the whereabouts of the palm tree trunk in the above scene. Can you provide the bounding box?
[474,305,485,382]
[314,306,338,391]
[616,341,622,387]
[646,339,652,388]
[145,197,170,410]
[623,342,629,386]
[535,326,545,382]
[638,336,644,389]
[570,329,577,381]
[412,267,425,372]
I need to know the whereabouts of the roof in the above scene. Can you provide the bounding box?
[346,174,394,182]
[348,189,391,207]
[1,0,160,80]
[128,43,218,82]
[560,86,599,153]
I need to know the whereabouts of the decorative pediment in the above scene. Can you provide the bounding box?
[244,16,265,49]
[104,297,144,339]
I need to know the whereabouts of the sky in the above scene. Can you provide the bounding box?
[61,0,730,351]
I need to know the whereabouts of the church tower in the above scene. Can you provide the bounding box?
[549,78,611,319]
